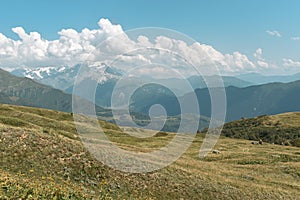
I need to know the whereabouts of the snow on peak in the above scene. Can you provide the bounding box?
[10,64,123,90]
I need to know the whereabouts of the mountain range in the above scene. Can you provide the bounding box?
[237,72,300,85]
[10,65,300,111]
[130,80,300,122]
[4,66,300,129]
[0,68,211,132]
[11,64,122,91]
[11,65,300,92]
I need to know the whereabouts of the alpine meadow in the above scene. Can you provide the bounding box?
[0,1,299,199]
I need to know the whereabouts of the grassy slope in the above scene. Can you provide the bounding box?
[0,104,299,199]
[0,68,73,113]
[221,113,300,147]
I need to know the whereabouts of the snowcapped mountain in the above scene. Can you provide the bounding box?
[11,64,123,91]
[11,66,67,80]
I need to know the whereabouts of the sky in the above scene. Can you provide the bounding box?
[0,0,300,75]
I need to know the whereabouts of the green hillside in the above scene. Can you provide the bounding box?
[221,113,300,147]
[0,104,299,199]
[0,68,73,112]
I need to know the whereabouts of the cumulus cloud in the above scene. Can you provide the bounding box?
[0,18,260,75]
[280,58,300,74]
[253,48,269,68]
[266,30,282,37]
[254,48,262,59]
[223,52,256,73]
[283,58,300,67]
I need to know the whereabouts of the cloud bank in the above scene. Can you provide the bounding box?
[0,18,298,75]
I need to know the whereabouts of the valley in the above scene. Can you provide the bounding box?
[1,2,300,199]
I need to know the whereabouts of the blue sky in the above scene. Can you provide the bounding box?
[0,0,300,74]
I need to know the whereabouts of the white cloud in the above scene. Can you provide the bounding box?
[254,48,262,59]
[98,18,123,35]
[283,58,300,67]
[137,35,153,47]
[266,30,282,37]
[280,58,300,74]
[0,18,262,75]
[253,48,269,68]
[291,36,300,41]
[223,51,256,72]
[257,60,269,68]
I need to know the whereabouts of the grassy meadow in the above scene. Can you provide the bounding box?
[0,103,299,199]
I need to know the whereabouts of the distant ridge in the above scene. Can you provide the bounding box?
[237,72,300,85]
[130,80,300,122]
